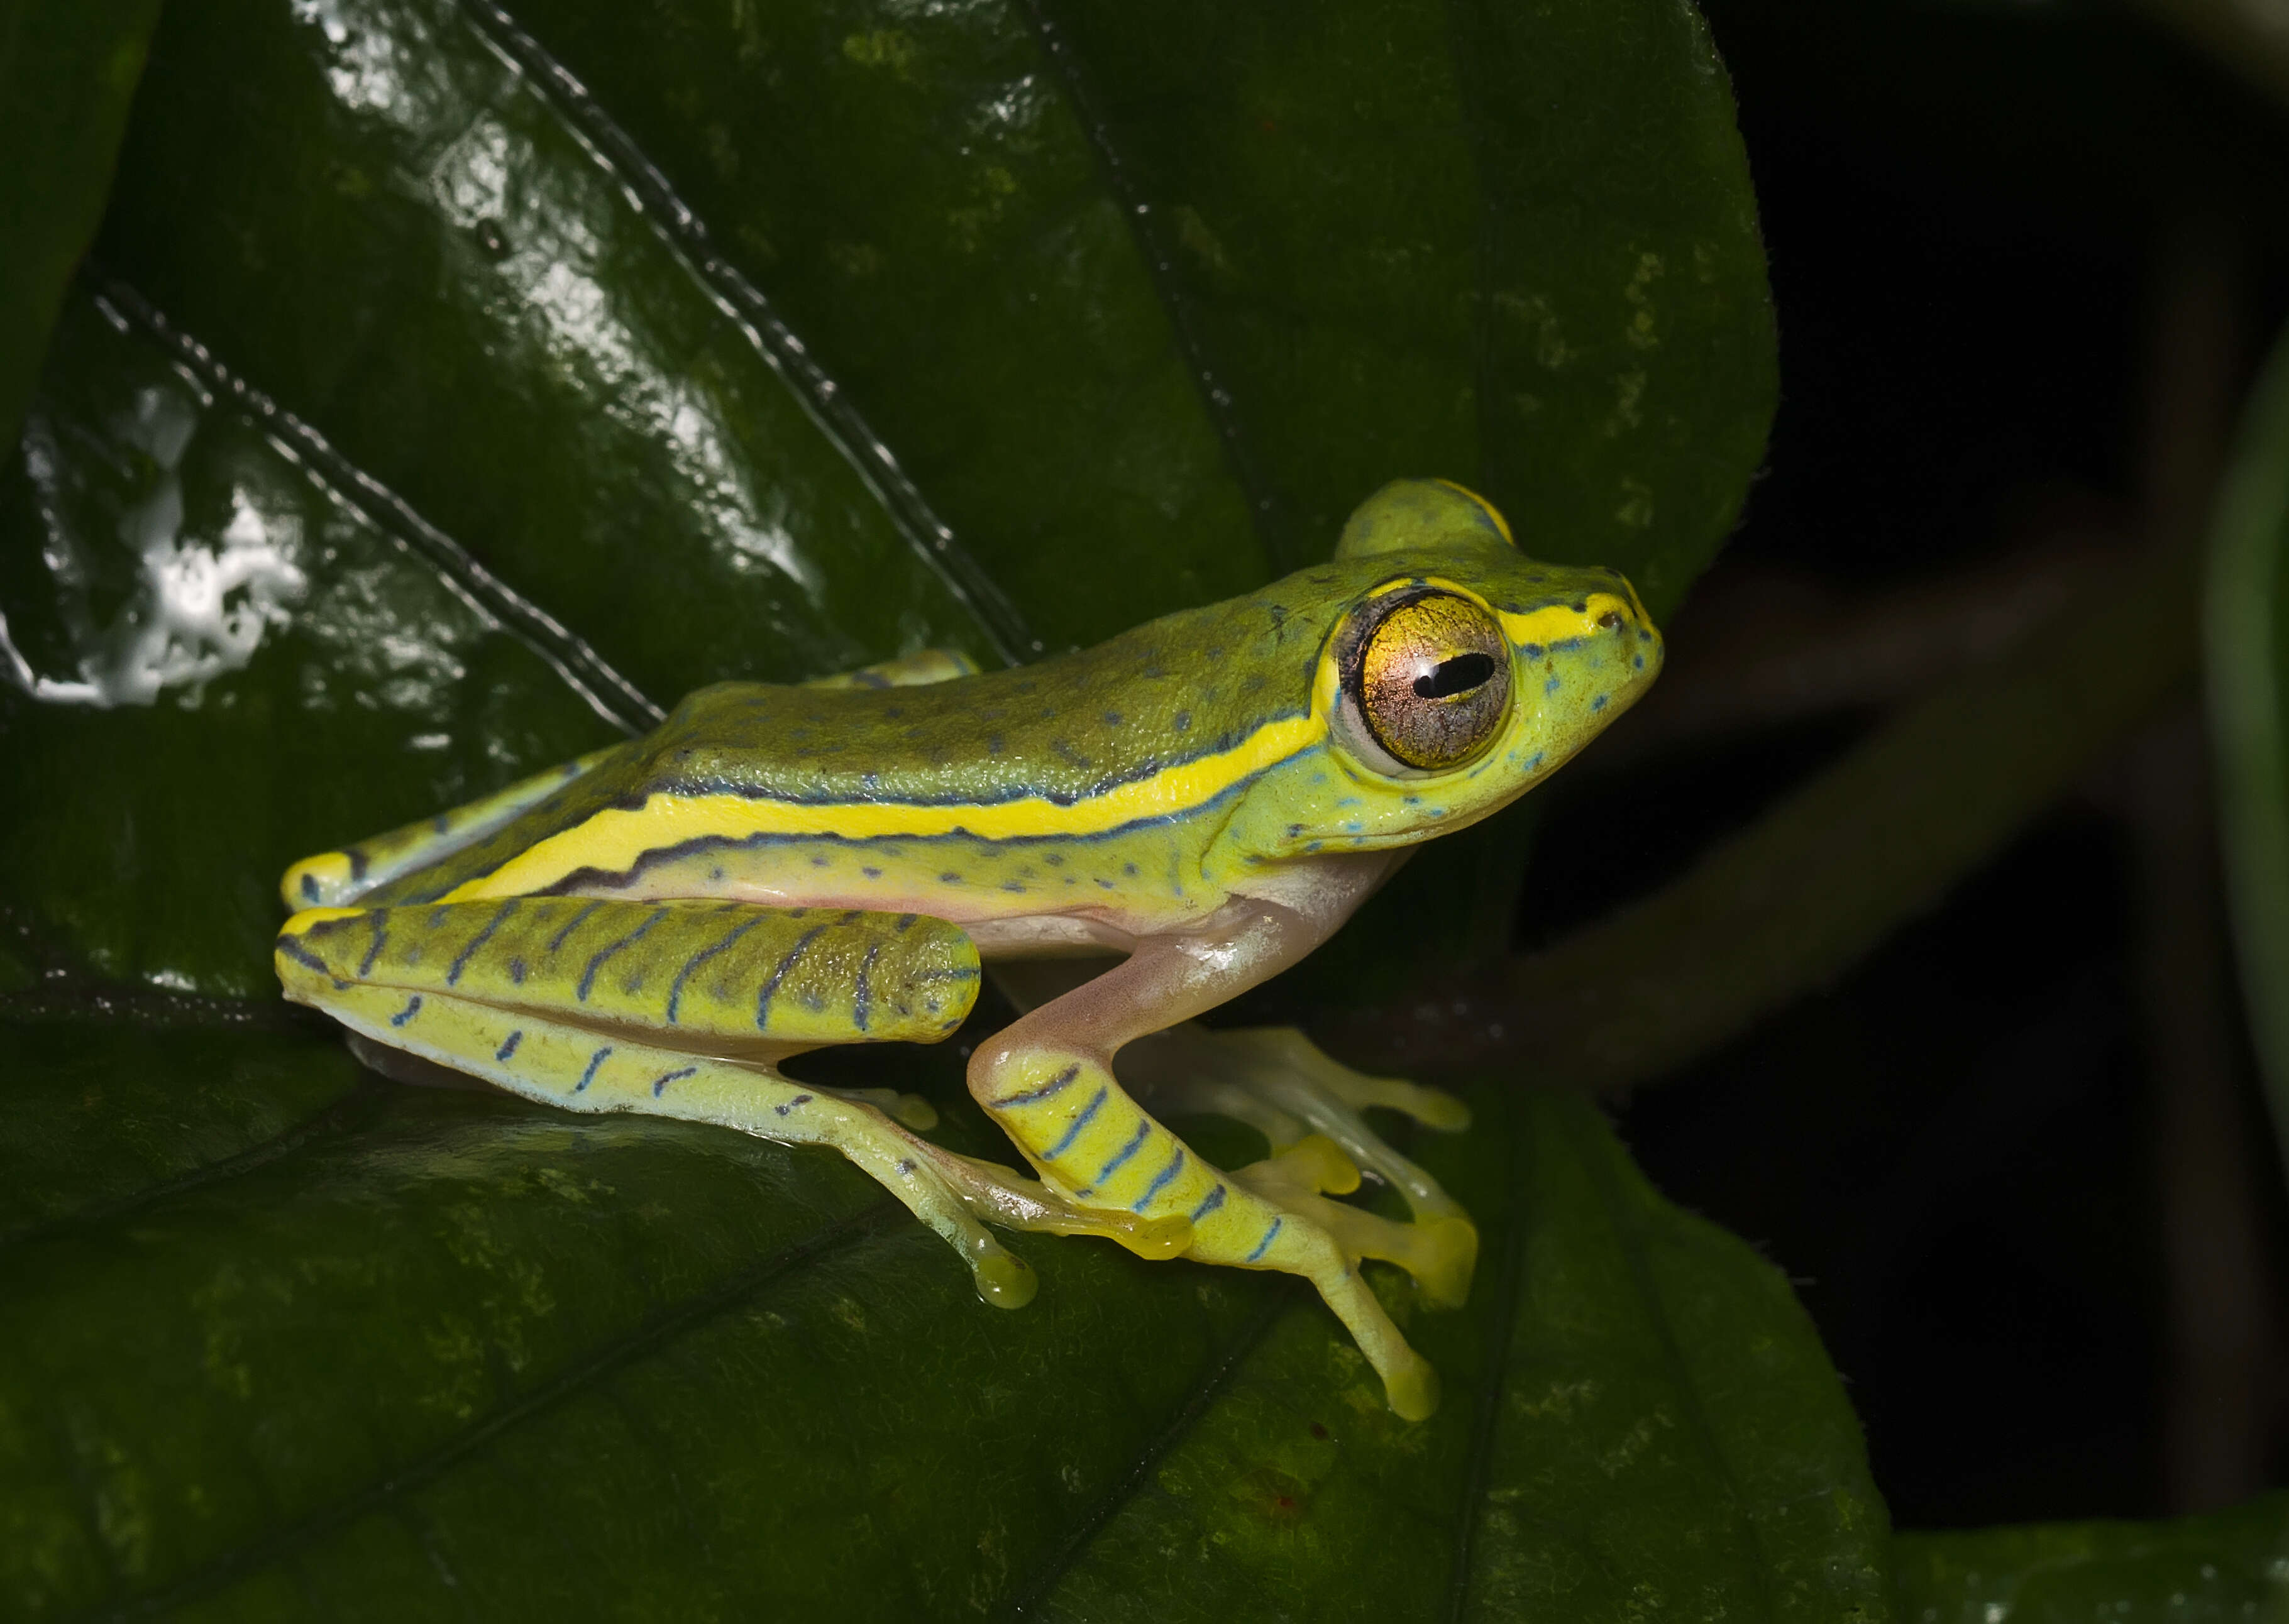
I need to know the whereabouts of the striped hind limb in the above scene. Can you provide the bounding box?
[274,896,1182,1304]
[1115,1024,1479,1307]
[295,977,1047,1302]
[968,879,1448,1419]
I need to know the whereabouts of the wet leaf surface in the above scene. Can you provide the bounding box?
[1892,1495,2289,1623]
[1,1043,1889,1620]
[0,0,162,449]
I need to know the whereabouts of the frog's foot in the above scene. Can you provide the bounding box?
[1227,1136,1477,1311]
[977,1047,1443,1419]
[1115,1023,1479,1306]
[1206,1136,1442,1421]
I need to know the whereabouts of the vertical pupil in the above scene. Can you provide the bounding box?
[1413,652,1496,700]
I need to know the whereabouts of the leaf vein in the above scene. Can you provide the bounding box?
[1444,1087,1530,1623]
[455,0,1037,664]
[1565,1100,1781,1618]
[80,271,663,735]
[1013,0,1293,566]
[79,1197,907,1622]
[0,1072,392,1253]
[996,1283,1292,1617]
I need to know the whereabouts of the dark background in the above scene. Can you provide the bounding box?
[1519,0,2289,1528]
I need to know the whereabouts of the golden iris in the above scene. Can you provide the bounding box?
[1352,591,1512,771]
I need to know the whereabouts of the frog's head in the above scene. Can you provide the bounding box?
[1242,479,1663,858]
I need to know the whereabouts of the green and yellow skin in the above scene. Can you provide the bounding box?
[274,480,1662,1420]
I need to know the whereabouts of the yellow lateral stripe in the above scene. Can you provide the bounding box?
[1499,592,1632,649]
[444,713,1329,901]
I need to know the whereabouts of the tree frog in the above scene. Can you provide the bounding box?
[275,479,1662,1420]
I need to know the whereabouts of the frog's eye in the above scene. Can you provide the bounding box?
[1344,590,1512,772]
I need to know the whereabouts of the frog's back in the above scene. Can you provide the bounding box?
[360,578,1349,906]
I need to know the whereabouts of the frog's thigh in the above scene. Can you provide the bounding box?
[970,904,1442,1420]
[281,742,626,909]
[1118,1024,1479,1307]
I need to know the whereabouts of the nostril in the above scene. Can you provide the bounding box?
[1597,610,1624,631]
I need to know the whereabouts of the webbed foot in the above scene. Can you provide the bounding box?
[1228,1136,1477,1309]
[1115,1023,1479,1305]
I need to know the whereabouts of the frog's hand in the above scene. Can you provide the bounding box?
[802,648,979,690]
[968,877,1450,1422]
[279,743,627,911]
[1115,1024,1478,1309]
[275,898,1090,1305]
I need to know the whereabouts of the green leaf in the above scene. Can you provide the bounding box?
[1892,1495,2289,1623]
[1,1045,1887,1618]
[0,0,1809,1614]
[92,0,1770,664]
[2207,317,2289,1171]
[0,0,163,453]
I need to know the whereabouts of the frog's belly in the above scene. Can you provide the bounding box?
[559,828,1218,951]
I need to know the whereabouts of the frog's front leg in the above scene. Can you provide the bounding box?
[969,862,1449,1420]
[275,897,1183,1308]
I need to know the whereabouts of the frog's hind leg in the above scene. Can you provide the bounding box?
[280,743,627,910]
[275,896,1179,1307]
[1116,1024,1479,1308]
